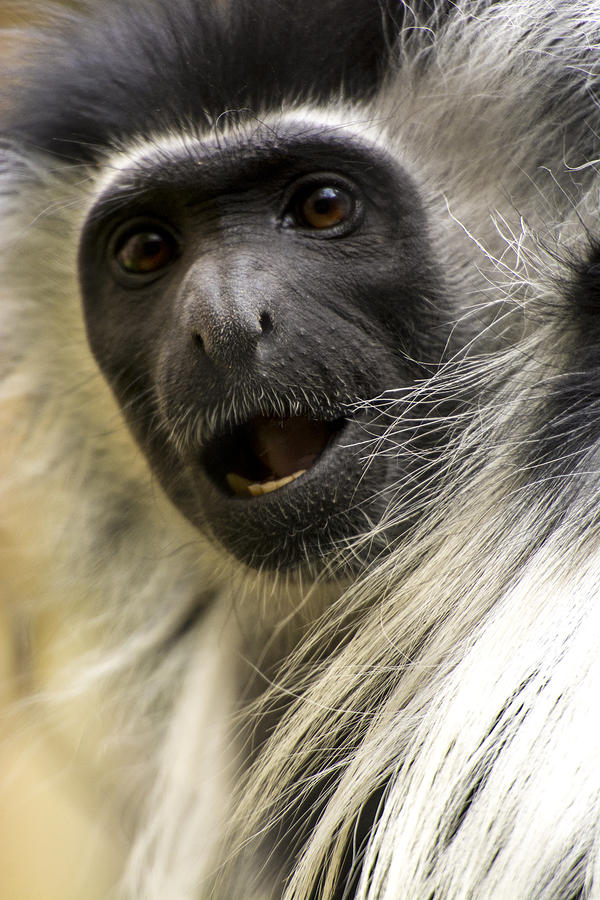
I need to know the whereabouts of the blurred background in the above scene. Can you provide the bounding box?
[1,5,123,898]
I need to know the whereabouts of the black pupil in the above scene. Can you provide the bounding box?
[314,189,338,214]
[142,235,162,254]
[119,231,171,273]
[135,234,164,262]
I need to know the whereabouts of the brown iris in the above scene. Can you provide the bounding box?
[116,229,176,274]
[296,186,353,229]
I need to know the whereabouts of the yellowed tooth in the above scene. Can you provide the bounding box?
[226,469,306,497]
[247,469,306,495]
[226,472,253,496]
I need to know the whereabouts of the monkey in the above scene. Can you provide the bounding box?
[3,1,600,897]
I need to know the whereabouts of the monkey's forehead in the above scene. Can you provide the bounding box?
[93,110,392,199]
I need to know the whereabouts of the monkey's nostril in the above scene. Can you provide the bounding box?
[194,332,205,350]
[259,311,273,334]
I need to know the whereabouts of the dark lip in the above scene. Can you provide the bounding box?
[200,411,350,500]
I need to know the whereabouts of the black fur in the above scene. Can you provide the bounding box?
[6,0,426,162]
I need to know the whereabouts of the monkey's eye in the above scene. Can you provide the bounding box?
[296,186,353,229]
[112,222,179,277]
[282,177,359,234]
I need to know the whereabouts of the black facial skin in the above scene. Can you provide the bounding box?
[79,124,453,571]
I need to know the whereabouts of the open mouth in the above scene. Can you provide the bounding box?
[203,414,347,498]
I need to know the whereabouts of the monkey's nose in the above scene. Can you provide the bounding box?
[192,307,273,369]
[182,256,275,368]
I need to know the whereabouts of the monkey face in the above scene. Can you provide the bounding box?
[79,122,452,570]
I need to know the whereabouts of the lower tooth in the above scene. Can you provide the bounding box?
[226,469,306,497]
[248,470,306,495]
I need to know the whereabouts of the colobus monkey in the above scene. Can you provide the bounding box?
[3,1,600,897]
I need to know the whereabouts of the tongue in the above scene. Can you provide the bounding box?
[251,416,331,479]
